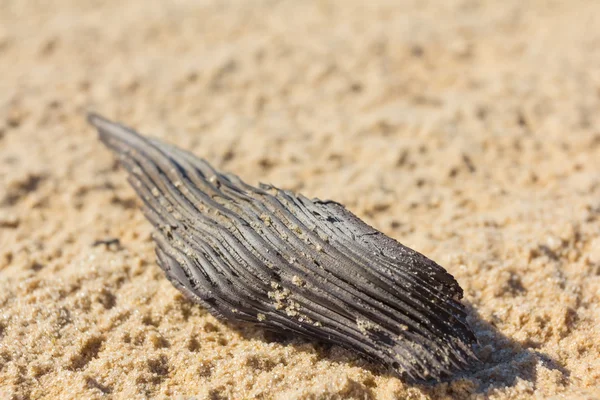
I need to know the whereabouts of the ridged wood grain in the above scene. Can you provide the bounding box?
[89,113,477,382]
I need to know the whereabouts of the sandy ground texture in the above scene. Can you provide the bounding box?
[1,0,600,399]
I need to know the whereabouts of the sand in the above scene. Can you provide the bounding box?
[1,0,599,399]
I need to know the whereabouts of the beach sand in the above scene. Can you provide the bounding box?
[1,1,599,398]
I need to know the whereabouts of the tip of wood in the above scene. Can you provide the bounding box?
[87,112,110,128]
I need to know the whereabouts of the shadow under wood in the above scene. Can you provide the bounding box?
[416,303,570,397]
[225,301,569,399]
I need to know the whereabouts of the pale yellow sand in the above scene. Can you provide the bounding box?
[1,1,599,399]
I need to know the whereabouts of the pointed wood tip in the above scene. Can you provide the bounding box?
[86,112,144,146]
[87,112,118,133]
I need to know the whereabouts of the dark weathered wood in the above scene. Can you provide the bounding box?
[88,113,477,382]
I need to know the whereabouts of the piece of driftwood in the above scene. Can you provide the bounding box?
[88,113,477,382]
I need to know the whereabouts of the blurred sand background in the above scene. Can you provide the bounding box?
[1,0,600,399]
